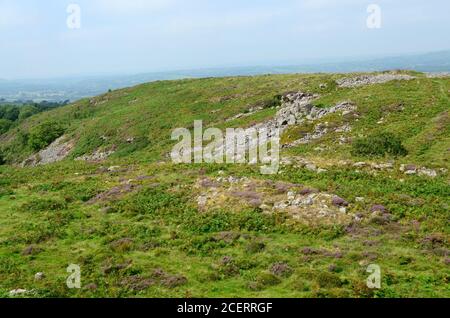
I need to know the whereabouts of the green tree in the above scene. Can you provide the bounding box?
[18,105,39,121]
[28,121,66,151]
[0,106,20,121]
[0,119,12,134]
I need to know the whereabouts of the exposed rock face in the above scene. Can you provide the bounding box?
[259,93,355,131]
[21,136,74,167]
[228,92,319,144]
[337,74,415,88]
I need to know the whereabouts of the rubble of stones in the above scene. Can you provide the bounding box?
[279,156,446,178]
[75,148,116,162]
[231,92,357,150]
[269,94,356,147]
[285,122,353,148]
[195,175,354,226]
[336,73,415,88]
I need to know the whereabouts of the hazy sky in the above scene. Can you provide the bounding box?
[1,0,449,79]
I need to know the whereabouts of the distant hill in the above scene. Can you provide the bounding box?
[1,50,450,102]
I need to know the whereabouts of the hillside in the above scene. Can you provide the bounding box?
[0,71,449,298]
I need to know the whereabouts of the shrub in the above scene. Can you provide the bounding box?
[263,94,283,109]
[351,132,408,157]
[18,105,39,121]
[28,121,66,151]
[249,272,282,290]
[0,119,12,135]
[21,197,68,212]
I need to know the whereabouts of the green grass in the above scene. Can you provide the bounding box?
[0,71,449,298]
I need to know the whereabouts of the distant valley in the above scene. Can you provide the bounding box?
[1,50,449,103]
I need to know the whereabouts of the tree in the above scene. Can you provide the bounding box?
[18,105,39,121]
[0,119,12,135]
[1,106,20,121]
[28,121,66,151]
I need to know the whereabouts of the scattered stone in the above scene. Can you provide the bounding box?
[337,73,415,88]
[418,168,438,178]
[197,195,208,208]
[371,162,394,170]
[75,148,115,162]
[34,272,45,281]
[199,178,221,188]
[9,289,28,296]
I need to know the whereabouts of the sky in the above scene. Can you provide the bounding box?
[1,0,449,79]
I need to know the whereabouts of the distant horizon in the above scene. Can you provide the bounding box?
[1,1,450,79]
[2,48,450,82]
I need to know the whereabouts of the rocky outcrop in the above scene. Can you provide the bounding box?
[21,136,74,167]
[337,74,415,88]
[249,92,319,136]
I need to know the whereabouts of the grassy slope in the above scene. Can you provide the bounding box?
[0,72,449,298]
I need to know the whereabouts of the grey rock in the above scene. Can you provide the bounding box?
[337,73,415,88]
